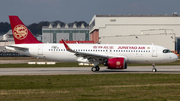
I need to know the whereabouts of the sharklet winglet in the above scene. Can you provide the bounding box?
[62,39,74,52]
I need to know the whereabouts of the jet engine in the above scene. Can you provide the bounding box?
[76,57,89,63]
[104,57,127,69]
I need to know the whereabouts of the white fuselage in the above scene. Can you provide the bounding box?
[6,43,178,64]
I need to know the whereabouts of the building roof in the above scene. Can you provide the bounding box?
[96,14,180,17]
[42,23,89,29]
[42,21,89,29]
[5,30,12,35]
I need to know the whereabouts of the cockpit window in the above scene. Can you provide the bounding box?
[163,49,171,53]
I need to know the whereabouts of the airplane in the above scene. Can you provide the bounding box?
[5,15,178,72]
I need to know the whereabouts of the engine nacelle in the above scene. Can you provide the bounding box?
[105,57,127,69]
[76,57,89,63]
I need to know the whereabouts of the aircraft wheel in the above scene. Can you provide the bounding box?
[152,63,157,72]
[152,68,157,72]
[95,66,100,71]
[91,67,96,72]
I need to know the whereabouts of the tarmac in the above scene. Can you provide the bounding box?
[0,66,180,75]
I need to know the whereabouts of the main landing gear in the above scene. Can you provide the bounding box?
[152,63,157,72]
[91,66,100,72]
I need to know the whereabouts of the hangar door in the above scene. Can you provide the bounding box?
[152,47,157,57]
[176,37,180,54]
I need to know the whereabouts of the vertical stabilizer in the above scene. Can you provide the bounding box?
[9,16,42,44]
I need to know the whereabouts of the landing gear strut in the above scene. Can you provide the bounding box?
[152,63,157,72]
[91,66,100,72]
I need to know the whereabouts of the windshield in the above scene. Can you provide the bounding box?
[163,49,172,53]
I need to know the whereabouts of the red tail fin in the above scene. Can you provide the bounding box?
[9,16,42,44]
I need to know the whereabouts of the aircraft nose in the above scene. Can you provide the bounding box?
[172,53,178,61]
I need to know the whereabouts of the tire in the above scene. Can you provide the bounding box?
[96,66,100,71]
[152,68,157,72]
[91,67,96,72]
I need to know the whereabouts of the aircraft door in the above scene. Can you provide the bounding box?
[152,47,157,57]
[38,45,43,55]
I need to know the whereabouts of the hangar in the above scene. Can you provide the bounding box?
[42,23,89,43]
[89,14,180,53]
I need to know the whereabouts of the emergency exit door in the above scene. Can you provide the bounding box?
[38,45,43,55]
[152,47,157,57]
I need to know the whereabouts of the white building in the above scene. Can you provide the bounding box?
[89,14,180,53]
[3,30,14,41]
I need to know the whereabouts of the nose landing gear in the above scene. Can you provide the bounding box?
[152,63,157,72]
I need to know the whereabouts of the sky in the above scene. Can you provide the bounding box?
[0,0,180,25]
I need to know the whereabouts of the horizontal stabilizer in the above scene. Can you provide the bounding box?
[6,45,29,52]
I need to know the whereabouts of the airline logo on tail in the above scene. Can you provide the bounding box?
[9,16,42,44]
[13,24,28,40]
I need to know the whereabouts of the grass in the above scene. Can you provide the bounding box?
[0,57,179,68]
[0,62,91,68]
[0,60,180,68]
[0,74,180,100]
[0,57,39,60]
[0,57,180,100]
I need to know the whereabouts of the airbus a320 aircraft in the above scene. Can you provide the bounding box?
[6,16,178,72]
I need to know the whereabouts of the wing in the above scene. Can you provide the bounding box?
[61,39,127,65]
